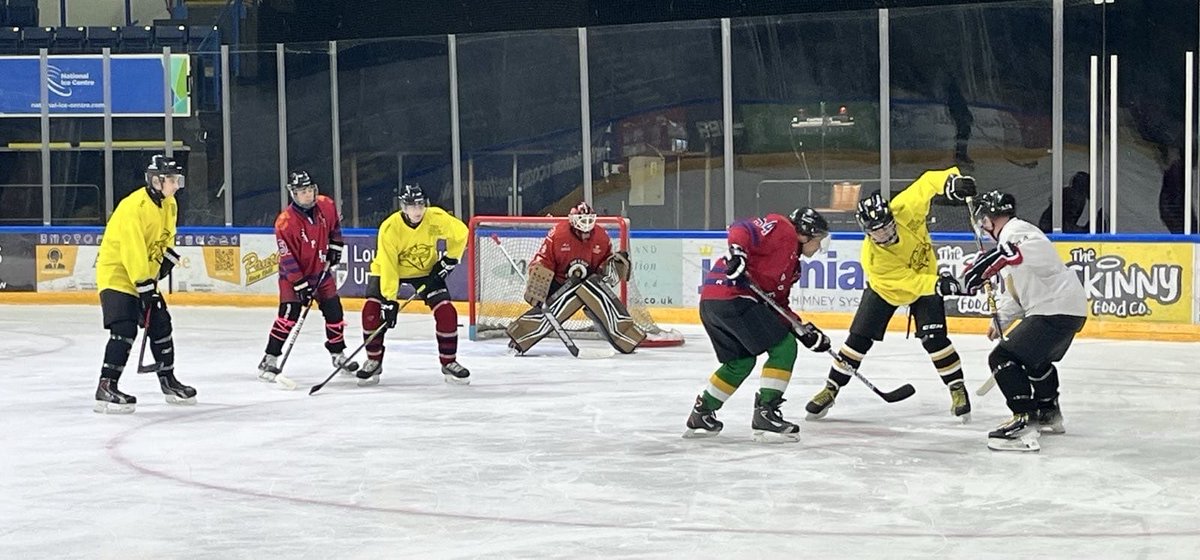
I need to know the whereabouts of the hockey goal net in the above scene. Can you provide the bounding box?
[467,215,684,347]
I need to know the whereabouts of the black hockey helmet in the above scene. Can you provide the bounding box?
[972,190,1017,219]
[287,170,317,208]
[856,193,894,232]
[398,184,427,207]
[145,154,184,189]
[788,207,829,239]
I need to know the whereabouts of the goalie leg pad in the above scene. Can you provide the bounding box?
[574,275,646,354]
[505,293,585,353]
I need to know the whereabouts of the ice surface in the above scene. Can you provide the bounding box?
[1,304,1198,559]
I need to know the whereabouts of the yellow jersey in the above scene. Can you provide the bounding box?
[96,187,177,296]
[861,167,959,306]
[370,206,468,300]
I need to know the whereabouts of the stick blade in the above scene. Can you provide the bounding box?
[879,383,917,403]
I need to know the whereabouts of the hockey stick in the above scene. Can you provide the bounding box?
[267,266,334,390]
[135,277,165,374]
[745,281,916,403]
[965,196,1006,396]
[308,288,422,395]
[489,233,580,358]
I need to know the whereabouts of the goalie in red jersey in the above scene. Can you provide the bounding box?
[505,202,646,354]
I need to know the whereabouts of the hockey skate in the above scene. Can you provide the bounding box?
[94,378,136,414]
[752,394,800,443]
[158,372,197,405]
[441,361,471,385]
[356,359,382,387]
[1036,402,1066,434]
[987,413,1040,452]
[949,380,972,423]
[331,352,360,374]
[682,396,723,439]
[257,354,298,390]
[805,380,840,420]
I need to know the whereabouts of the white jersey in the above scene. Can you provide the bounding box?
[993,217,1088,328]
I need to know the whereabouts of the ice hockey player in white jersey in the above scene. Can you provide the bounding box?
[959,190,1088,452]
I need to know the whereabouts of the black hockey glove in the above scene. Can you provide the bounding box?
[135,279,161,326]
[157,248,181,280]
[432,256,458,281]
[379,299,399,328]
[326,240,344,267]
[934,272,966,297]
[963,242,1022,294]
[293,279,315,304]
[944,174,977,202]
[724,244,748,281]
[799,323,832,353]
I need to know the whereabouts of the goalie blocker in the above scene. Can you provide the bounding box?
[507,265,646,355]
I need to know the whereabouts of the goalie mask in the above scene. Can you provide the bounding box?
[146,154,185,194]
[287,170,318,209]
[856,193,898,246]
[568,201,597,236]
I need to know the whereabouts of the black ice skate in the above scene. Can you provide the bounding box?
[987,413,1040,452]
[441,361,471,385]
[94,378,136,414]
[356,359,382,387]
[158,371,197,405]
[949,379,972,423]
[1036,402,1065,434]
[805,380,840,420]
[752,394,800,443]
[682,396,723,439]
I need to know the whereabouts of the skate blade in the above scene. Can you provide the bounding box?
[682,428,721,439]
[1038,424,1065,435]
[93,401,136,414]
[752,429,801,444]
[356,375,380,387]
[957,412,973,424]
[257,371,278,383]
[805,408,830,421]
[443,374,471,385]
[987,429,1041,452]
[163,394,197,405]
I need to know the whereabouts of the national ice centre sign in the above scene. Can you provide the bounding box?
[0,54,190,117]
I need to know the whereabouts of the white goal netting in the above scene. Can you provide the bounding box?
[467,216,684,347]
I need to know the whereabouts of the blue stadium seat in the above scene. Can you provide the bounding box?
[54,26,85,53]
[20,26,53,49]
[153,21,187,50]
[86,26,120,51]
[0,26,21,54]
[120,25,153,52]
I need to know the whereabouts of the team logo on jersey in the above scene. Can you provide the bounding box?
[398,243,436,270]
[559,243,571,252]
[753,218,777,236]
[908,240,932,271]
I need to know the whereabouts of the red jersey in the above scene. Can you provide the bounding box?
[529,222,614,284]
[275,195,343,285]
[701,213,800,306]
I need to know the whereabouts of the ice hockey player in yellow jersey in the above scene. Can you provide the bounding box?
[806,167,975,422]
[93,155,196,414]
[358,184,471,386]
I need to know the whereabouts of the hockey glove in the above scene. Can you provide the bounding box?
[431,256,458,281]
[326,240,344,267]
[293,279,315,304]
[379,299,399,328]
[135,279,162,326]
[963,242,1022,294]
[798,322,832,353]
[944,174,977,202]
[935,272,966,297]
[157,248,181,280]
[724,244,748,281]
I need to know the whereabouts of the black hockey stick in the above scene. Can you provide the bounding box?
[308,288,422,395]
[745,281,916,403]
[490,233,580,357]
[965,196,1006,396]
[276,266,333,374]
[135,304,158,374]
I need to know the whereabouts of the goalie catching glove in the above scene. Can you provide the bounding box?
[605,250,632,284]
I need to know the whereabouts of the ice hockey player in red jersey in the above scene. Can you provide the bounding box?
[505,201,646,354]
[256,171,357,386]
[683,207,832,443]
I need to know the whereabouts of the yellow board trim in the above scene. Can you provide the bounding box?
[3,294,1200,342]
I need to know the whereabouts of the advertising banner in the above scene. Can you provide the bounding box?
[239,234,280,294]
[35,230,102,292]
[168,234,241,293]
[0,54,190,117]
[0,233,37,292]
[1057,242,1193,323]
